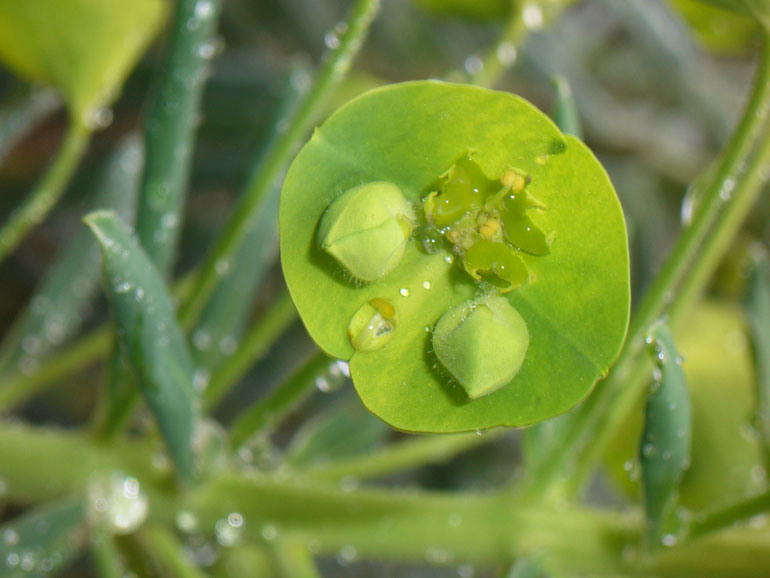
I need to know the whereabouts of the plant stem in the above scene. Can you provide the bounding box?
[178,0,381,328]
[229,350,330,449]
[468,0,575,89]
[269,536,323,578]
[0,121,90,266]
[204,291,298,409]
[135,0,222,275]
[307,430,505,481]
[0,326,111,410]
[688,489,770,540]
[138,525,211,578]
[533,35,770,499]
[90,529,125,578]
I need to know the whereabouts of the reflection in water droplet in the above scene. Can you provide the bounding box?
[215,513,245,547]
[87,473,148,534]
[348,299,396,351]
[399,288,410,297]
[422,280,432,290]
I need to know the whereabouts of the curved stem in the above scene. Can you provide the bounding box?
[178,0,381,329]
[534,35,770,498]
[688,489,770,540]
[0,121,90,266]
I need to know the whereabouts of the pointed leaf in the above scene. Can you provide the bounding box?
[0,499,86,578]
[85,211,198,481]
[640,321,692,548]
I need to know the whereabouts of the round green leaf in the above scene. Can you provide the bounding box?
[0,0,166,124]
[280,81,630,432]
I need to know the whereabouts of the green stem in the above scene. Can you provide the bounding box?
[138,525,211,578]
[136,0,222,275]
[178,0,381,328]
[229,350,329,449]
[269,537,323,578]
[307,430,505,481]
[468,0,575,89]
[534,35,770,499]
[688,489,770,540]
[90,529,125,578]
[0,326,111,410]
[1,423,770,576]
[0,121,90,266]
[204,291,298,409]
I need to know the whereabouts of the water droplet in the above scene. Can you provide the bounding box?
[316,376,332,392]
[336,545,357,566]
[399,288,410,297]
[464,55,483,76]
[215,259,231,275]
[219,335,238,355]
[422,280,432,290]
[85,107,114,130]
[324,32,340,50]
[448,513,463,528]
[198,39,217,59]
[661,533,677,547]
[522,3,544,29]
[642,443,655,457]
[21,335,42,356]
[215,513,245,547]
[720,178,735,201]
[193,329,212,351]
[261,523,278,541]
[496,42,517,67]
[87,473,148,534]
[458,565,476,578]
[3,529,19,546]
[339,475,359,492]
[176,510,199,533]
[444,254,454,264]
[195,0,214,19]
[348,299,396,351]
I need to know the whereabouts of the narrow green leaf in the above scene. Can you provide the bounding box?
[0,0,166,124]
[136,0,222,275]
[640,320,692,549]
[84,211,198,481]
[551,75,582,139]
[0,135,143,378]
[747,246,770,465]
[0,499,86,578]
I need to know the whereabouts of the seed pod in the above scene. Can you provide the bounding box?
[318,181,415,282]
[432,295,529,399]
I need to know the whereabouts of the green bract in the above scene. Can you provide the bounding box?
[280,81,630,432]
[318,181,416,282]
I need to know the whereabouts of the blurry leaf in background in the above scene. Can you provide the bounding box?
[85,211,198,482]
[604,301,765,512]
[0,0,166,125]
[281,81,630,433]
[0,135,143,378]
[0,499,86,577]
[412,0,511,21]
[669,0,761,54]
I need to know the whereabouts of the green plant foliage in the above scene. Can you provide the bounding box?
[0,499,86,577]
[413,0,511,21]
[669,0,760,54]
[0,135,142,378]
[690,0,770,29]
[85,212,198,481]
[747,247,770,461]
[604,302,766,511]
[640,321,692,548]
[0,0,166,124]
[280,81,630,432]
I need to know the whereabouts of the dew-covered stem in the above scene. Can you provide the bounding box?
[203,290,298,409]
[135,0,222,275]
[0,121,90,266]
[90,529,126,578]
[306,430,505,482]
[229,350,331,449]
[532,34,770,499]
[687,488,770,540]
[177,0,381,328]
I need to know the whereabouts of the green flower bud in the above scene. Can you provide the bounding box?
[432,295,529,399]
[318,181,415,282]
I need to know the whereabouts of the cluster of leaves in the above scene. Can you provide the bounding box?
[0,0,768,577]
